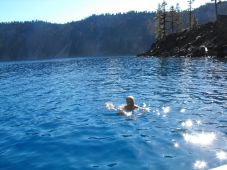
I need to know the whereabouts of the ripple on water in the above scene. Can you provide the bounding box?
[0,57,226,170]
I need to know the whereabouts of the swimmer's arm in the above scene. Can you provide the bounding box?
[134,105,139,109]
[138,106,150,112]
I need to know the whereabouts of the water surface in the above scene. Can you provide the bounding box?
[0,56,226,170]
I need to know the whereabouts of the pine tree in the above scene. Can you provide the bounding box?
[155,3,163,39]
[175,3,182,33]
[215,0,218,18]
[169,6,176,33]
[188,0,195,30]
[168,3,182,33]
[191,13,198,29]
[155,1,183,39]
[211,0,222,20]
[155,1,168,39]
[161,0,168,37]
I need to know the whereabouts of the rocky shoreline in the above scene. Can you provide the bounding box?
[137,15,227,58]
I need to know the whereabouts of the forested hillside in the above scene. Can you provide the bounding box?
[0,2,226,60]
[0,12,155,60]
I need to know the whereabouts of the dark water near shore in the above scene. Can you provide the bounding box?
[0,56,226,170]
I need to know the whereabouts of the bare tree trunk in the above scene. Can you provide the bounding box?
[188,0,192,30]
[215,0,218,21]
[163,6,166,37]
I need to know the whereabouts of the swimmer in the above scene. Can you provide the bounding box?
[123,96,139,111]
[117,96,139,116]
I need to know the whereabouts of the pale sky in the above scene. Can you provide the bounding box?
[0,0,214,23]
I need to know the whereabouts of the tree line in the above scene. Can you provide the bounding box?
[0,2,226,60]
[0,12,155,60]
[155,0,224,39]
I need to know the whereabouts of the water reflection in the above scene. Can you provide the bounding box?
[183,132,216,146]
[154,109,161,116]
[216,151,227,161]
[181,119,193,128]
[180,108,186,113]
[193,160,207,169]
[196,120,202,125]
[210,164,227,170]
[0,56,226,170]
[174,142,179,148]
[162,106,170,114]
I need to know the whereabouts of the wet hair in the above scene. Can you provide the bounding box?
[126,96,135,106]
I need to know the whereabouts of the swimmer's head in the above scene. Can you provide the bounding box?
[126,96,135,106]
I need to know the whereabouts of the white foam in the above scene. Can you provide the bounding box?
[105,102,117,111]
[105,101,150,117]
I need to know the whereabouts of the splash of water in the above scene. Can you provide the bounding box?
[105,102,117,111]
[105,102,150,117]
[140,103,151,112]
[105,102,135,117]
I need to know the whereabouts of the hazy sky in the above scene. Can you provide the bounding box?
[0,0,214,23]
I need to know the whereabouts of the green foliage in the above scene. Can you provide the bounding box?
[169,5,176,33]
[155,1,168,39]
[0,2,227,60]
[0,12,156,60]
[155,1,182,40]
[155,4,163,39]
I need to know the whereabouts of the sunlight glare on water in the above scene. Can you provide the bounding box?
[216,151,227,161]
[0,56,226,170]
[196,120,202,125]
[193,160,207,169]
[174,142,180,148]
[181,119,194,128]
[162,106,170,114]
[183,132,216,146]
[180,108,186,113]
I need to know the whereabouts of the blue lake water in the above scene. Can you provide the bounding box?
[0,56,226,170]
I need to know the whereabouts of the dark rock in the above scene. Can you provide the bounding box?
[138,15,227,58]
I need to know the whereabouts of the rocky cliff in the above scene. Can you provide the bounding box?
[138,15,227,58]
